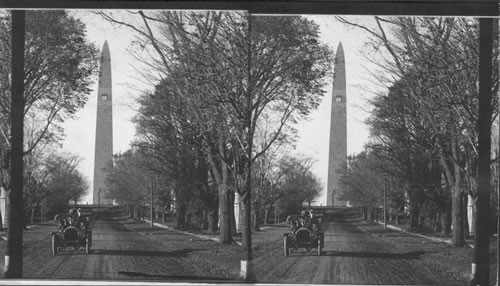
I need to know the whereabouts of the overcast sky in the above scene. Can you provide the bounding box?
[62,11,380,205]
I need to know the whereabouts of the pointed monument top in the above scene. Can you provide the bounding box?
[335,42,344,62]
[101,40,110,60]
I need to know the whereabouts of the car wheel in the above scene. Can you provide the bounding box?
[283,236,289,257]
[52,234,58,256]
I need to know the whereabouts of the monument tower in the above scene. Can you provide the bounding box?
[93,41,113,205]
[327,42,347,207]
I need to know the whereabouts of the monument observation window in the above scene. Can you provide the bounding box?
[335,95,343,102]
[101,94,109,101]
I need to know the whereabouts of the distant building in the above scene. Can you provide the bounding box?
[93,41,114,205]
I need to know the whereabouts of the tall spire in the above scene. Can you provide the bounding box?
[93,41,114,205]
[327,42,347,207]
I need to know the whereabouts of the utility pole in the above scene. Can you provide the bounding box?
[150,174,154,228]
[471,17,493,286]
[384,178,387,230]
[4,10,25,279]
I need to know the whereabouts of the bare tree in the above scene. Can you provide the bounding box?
[337,16,498,247]
[97,12,332,253]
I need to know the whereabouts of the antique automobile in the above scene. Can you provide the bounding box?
[52,210,92,255]
[283,211,324,256]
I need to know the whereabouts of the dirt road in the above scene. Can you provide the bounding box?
[4,207,465,284]
[251,209,464,285]
[18,208,233,281]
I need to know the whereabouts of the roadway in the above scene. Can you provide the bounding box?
[8,207,463,284]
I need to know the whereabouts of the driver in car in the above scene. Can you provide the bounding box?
[301,210,312,229]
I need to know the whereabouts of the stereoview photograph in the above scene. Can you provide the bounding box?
[0,9,498,285]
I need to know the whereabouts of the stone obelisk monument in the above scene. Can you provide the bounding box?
[93,41,113,205]
[327,42,347,207]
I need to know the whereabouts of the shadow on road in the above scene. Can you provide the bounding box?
[285,250,430,259]
[91,248,201,257]
[321,250,430,259]
[117,271,234,281]
[132,227,169,233]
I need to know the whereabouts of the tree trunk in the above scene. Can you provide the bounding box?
[253,208,260,231]
[218,165,232,243]
[451,186,465,246]
[417,215,424,232]
[30,207,34,225]
[274,206,277,224]
[409,196,420,231]
[241,194,248,246]
[239,195,245,233]
[5,192,9,230]
[238,195,245,233]
[225,190,232,234]
[241,190,252,248]
[264,208,269,226]
[435,212,441,232]
[440,209,451,236]
[0,198,3,230]
[207,208,217,234]
[199,210,206,230]
[251,210,255,230]
[176,201,186,229]
[185,212,192,228]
